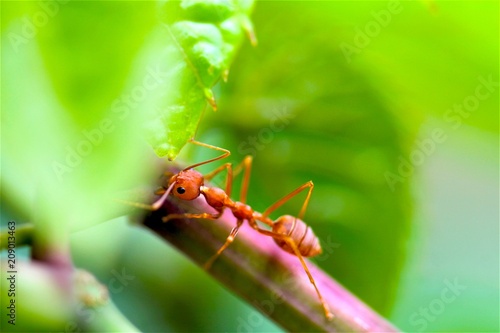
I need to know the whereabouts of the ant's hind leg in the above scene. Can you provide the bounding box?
[261,181,314,221]
[204,219,244,270]
[248,223,334,320]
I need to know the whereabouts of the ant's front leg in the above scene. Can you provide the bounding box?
[204,163,234,197]
[203,155,254,203]
[232,155,253,204]
[201,157,253,269]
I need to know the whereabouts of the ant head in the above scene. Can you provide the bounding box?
[168,169,204,201]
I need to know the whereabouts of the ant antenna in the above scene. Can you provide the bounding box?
[151,181,176,210]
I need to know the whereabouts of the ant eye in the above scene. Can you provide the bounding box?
[176,187,186,194]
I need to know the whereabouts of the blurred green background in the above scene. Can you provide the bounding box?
[1,1,498,332]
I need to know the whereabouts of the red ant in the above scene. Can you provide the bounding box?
[136,139,333,320]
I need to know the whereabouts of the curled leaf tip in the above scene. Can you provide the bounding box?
[209,98,218,111]
[241,16,257,46]
[167,149,179,161]
[204,88,217,111]
[247,29,258,47]
[147,0,255,158]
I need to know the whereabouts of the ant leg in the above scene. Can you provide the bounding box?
[204,163,234,197]
[202,155,253,203]
[201,157,252,269]
[203,219,244,270]
[184,139,231,170]
[163,211,222,223]
[204,163,231,182]
[161,171,175,179]
[261,181,314,221]
[248,220,334,320]
[233,156,253,205]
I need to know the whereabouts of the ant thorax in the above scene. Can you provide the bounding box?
[201,186,227,209]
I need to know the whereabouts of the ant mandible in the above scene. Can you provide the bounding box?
[140,139,333,320]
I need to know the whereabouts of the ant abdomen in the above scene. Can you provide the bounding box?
[272,215,322,257]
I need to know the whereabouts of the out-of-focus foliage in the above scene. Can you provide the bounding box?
[1,1,157,234]
[1,1,498,333]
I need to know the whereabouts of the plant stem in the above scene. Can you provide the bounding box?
[141,193,400,332]
[0,223,34,250]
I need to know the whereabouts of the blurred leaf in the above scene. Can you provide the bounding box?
[0,261,73,332]
[1,1,30,33]
[38,1,157,127]
[143,0,256,159]
[390,128,499,332]
[340,1,499,133]
[1,2,157,235]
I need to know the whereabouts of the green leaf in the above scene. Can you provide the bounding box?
[144,0,256,159]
